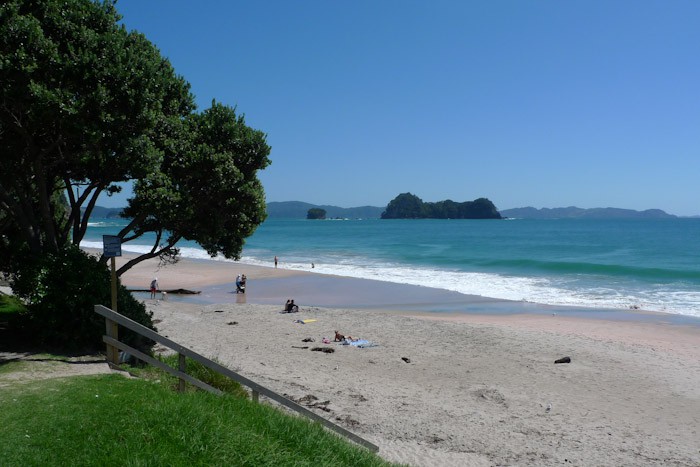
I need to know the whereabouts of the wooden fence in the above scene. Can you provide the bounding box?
[94,305,378,452]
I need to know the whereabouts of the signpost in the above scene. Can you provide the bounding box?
[103,235,122,364]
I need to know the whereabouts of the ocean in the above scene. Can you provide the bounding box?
[81,217,700,318]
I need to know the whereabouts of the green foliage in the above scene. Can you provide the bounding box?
[11,246,155,352]
[0,375,394,466]
[0,0,194,260]
[0,294,26,315]
[381,193,502,219]
[0,0,270,346]
[123,101,271,262]
[307,208,327,219]
[0,0,270,274]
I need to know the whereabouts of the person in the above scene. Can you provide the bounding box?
[334,330,355,342]
[274,256,278,268]
[284,299,299,313]
[150,278,158,299]
[235,274,245,294]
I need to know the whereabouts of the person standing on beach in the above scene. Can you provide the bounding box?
[274,256,278,268]
[150,278,158,299]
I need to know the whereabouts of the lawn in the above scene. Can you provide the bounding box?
[0,374,395,466]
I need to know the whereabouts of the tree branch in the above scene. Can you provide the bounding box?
[115,235,182,277]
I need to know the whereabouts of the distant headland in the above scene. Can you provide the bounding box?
[499,206,678,219]
[93,202,681,220]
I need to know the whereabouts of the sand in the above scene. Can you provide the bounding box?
[118,254,700,466]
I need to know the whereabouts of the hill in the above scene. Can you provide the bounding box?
[85,206,124,218]
[500,206,677,219]
[266,201,384,219]
[91,203,679,221]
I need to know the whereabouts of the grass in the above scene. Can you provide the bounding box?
[0,295,395,465]
[123,353,250,398]
[0,374,395,466]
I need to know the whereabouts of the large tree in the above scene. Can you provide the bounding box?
[0,0,271,277]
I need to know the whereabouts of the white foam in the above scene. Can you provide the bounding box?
[246,257,700,317]
[80,240,700,318]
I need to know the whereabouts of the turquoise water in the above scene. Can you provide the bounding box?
[82,218,700,317]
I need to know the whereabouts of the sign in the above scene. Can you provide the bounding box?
[102,235,122,257]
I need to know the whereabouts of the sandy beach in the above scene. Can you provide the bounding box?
[116,254,700,466]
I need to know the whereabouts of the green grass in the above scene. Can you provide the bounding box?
[124,354,250,398]
[0,374,394,466]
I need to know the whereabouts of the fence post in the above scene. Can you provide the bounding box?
[105,317,118,364]
[178,353,186,392]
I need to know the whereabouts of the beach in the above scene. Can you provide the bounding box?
[117,254,700,466]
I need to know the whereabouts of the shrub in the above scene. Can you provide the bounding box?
[11,246,155,352]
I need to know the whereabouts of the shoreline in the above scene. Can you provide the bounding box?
[107,249,700,327]
[111,248,700,362]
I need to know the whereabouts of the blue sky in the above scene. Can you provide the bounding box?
[104,1,700,215]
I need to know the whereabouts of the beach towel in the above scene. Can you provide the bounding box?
[343,339,378,348]
[294,319,317,324]
[349,339,370,347]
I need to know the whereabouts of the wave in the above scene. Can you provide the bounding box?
[478,258,700,281]
[80,240,700,318]
[273,259,700,317]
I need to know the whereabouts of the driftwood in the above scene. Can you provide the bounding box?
[129,288,201,295]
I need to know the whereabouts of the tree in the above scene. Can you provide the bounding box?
[307,208,326,220]
[0,0,271,278]
[116,102,270,274]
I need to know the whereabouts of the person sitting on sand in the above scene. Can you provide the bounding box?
[334,331,355,342]
[284,299,299,313]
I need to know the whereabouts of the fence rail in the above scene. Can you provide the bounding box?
[94,305,378,452]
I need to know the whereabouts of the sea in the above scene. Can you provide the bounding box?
[81,217,700,319]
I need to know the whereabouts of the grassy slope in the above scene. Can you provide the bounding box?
[0,374,394,466]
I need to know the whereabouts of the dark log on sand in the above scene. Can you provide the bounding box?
[129,288,201,294]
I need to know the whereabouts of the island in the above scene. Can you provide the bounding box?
[381,193,502,219]
[307,208,327,219]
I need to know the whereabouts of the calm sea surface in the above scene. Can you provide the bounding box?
[82,218,700,318]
